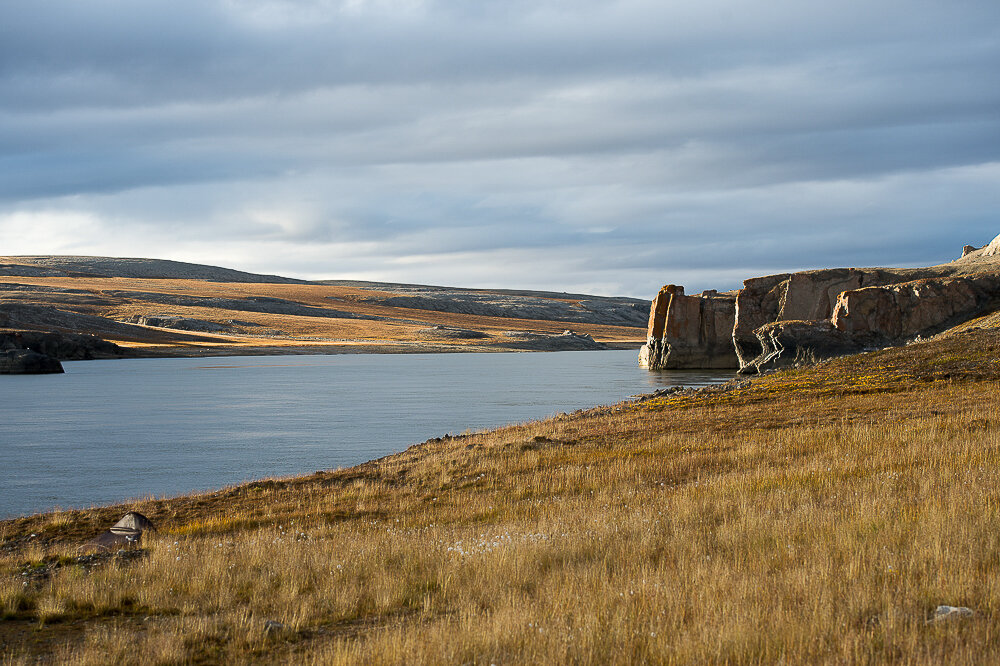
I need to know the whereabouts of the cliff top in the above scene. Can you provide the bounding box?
[949,231,1000,272]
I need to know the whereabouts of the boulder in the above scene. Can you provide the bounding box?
[0,349,64,374]
[84,512,156,552]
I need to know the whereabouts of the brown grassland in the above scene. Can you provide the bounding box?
[3,323,1000,663]
[0,276,643,354]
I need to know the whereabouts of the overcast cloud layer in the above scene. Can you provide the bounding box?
[1,0,998,297]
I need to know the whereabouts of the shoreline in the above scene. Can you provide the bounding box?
[2,369,738,520]
[2,343,669,522]
[80,339,645,360]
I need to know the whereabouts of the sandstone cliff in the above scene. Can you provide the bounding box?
[638,285,737,369]
[832,275,1000,345]
[640,232,1000,373]
[731,267,939,371]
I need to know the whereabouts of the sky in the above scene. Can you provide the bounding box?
[1,0,998,298]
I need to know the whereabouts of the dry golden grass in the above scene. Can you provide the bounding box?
[3,329,1000,663]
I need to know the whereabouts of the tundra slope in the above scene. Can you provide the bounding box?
[0,256,646,359]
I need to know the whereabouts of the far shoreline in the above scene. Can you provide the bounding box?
[84,339,645,360]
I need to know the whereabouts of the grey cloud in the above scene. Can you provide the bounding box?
[4,1,995,100]
[1,0,998,296]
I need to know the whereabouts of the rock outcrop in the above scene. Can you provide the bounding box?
[731,268,937,369]
[123,314,231,333]
[738,320,863,375]
[639,285,737,369]
[641,233,1000,373]
[498,330,607,351]
[0,256,306,283]
[832,275,1000,345]
[0,348,64,374]
[363,289,648,327]
[982,235,1000,257]
[0,330,126,360]
[0,329,129,374]
[418,326,490,340]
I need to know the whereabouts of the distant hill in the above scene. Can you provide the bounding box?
[0,256,648,357]
[0,256,307,284]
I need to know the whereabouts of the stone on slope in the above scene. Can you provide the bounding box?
[928,605,975,623]
[85,512,156,552]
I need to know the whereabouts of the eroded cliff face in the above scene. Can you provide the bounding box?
[741,320,862,374]
[638,285,737,369]
[642,233,1000,374]
[832,275,1000,344]
[732,268,936,369]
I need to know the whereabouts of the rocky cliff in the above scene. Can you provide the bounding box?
[832,274,1000,345]
[0,329,130,374]
[0,349,64,374]
[638,286,737,369]
[0,330,127,360]
[640,232,1000,373]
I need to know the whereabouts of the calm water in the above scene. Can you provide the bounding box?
[0,351,732,518]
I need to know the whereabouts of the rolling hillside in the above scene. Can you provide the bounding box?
[0,257,648,356]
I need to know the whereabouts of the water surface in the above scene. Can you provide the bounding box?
[1,351,732,518]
